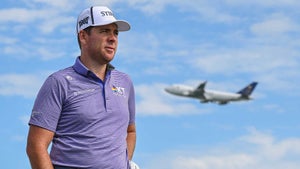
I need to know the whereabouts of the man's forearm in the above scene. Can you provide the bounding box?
[26,126,55,169]
[27,148,54,169]
[127,124,137,160]
[127,131,136,160]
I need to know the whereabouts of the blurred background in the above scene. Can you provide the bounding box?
[0,0,299,168]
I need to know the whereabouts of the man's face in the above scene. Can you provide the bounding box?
[83,23,119,64]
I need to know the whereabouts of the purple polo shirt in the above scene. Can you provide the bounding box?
[29,57,135,169]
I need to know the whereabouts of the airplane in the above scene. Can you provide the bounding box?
[164,81,258,105]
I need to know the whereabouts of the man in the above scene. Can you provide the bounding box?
[26,6,138,169]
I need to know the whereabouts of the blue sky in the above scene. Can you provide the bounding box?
[1,0,300,168]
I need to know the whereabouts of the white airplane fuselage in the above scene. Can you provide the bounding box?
[165,82,257,105]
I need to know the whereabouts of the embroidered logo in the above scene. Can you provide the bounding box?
[79,16,89,28]
[65,75,73,80]
[101,11,114,17]
[112,85,125,97]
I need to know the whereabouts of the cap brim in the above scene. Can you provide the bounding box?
[89,20,131,32]
[114,20,130,31]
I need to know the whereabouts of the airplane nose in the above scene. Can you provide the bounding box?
[164,87,171,93]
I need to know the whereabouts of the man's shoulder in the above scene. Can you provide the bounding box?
[50,66,75,78]
[45,66,77,85]
[111,69,132,81]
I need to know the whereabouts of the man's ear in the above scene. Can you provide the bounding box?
[78,30,88,46]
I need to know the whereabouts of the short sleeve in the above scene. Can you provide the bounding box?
[29,75,65,132]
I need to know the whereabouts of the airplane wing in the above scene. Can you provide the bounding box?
[196,81,207,91]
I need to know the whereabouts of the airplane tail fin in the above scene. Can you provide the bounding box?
[237,82,258,97]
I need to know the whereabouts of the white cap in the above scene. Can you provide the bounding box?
[76,6,130,33]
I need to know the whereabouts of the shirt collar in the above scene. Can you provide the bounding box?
[73,57,115,77]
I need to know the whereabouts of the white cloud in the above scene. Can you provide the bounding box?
[173,154,255,169]
[200,53,295,75]
[36,47,66,60]
[85,0,120,7]
[38,16,75,34]
[140,128,300,169]
[0,73,45,98]
[126,0,169,14]
[119,32,161,63]
[0,8,43,23]
[225,0,300,8]
[263,104,285,114]
[1,35,75,60]
[239,127,300,160]
[125,0,237,23]
[0,2,77,34]
[2,43,67,61]
[30,0,77,10]
[186,44,300,95]
[251,14,299,36]
[0,35,18,44]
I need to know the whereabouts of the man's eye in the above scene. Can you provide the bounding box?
[98,29,118,36]
[100,29,109,33]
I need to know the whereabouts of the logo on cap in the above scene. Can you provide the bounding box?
[79,16,89,28]
[101,11,114,17]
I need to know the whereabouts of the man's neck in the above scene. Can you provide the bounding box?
[79,55,107,81]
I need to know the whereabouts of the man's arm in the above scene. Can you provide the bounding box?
[26,125,55,169]
[126,123,136,160]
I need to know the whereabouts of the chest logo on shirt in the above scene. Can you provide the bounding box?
[112,85,126,97]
